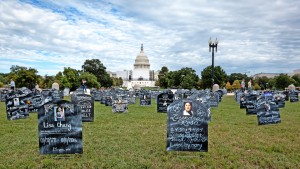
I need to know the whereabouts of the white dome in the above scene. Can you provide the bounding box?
[134,53,150,65]
[134,44,150,69]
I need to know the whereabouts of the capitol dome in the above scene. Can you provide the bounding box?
[134,44,150,69]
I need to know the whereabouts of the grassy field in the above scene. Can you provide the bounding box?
[0,95,299,168]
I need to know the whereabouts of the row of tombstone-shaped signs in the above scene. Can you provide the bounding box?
[6,88,295,153]
[3,88,224,121]
[235,90,299,125]
[4,88,64,120]
[90,89,223,113]
[2,87,227,154]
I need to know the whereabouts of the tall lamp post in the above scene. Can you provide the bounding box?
[208,37,218,89]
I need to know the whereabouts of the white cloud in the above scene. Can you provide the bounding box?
[0,0,300,77]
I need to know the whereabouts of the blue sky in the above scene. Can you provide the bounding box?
[1,0,300,76]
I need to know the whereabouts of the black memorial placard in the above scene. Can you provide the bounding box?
[1,89,9,102]
[283,90,289,101]
[41,89,50,97]
[28,95,43,113]
[245,94,258,115]
[183,90,192,99]
[157,92,174,113]
[41,89,53,104]
[21,95,33,113]
[100,97,105,104]
[167,99,210,152]
[151,90,161,101]
[239,94,246,109]
[216,90,223,102]
[140,92,151,106]
[190,91,209,104]
[274,93,285,108]
[74,94,94,122]
[209,92,219,107]
[6,93,29,120]
[256,100,281,125]
[289,90,299,102]
[263,91,274,101]
[51,89,63,103]
[38,100,83,154]
[112,96,128,113]
[92,91,101,101]
[236,92,244,103]
[105,96,112,106]
[174,90,183,100]
[128,96,136,104]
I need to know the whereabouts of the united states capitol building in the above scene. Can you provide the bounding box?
[108,44,159,89]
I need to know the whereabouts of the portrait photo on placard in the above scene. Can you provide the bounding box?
[13,98,20,106]
[183,102,193,116]
[54,106,65,121]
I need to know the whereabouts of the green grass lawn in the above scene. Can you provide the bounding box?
[0,95,299,168]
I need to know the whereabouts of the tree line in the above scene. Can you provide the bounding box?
[225,73,300,92]
[1,59,299,91]
[0,59,123,91]
[156,66,300,90]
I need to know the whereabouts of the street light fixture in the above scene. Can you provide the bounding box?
[209,37,218,89]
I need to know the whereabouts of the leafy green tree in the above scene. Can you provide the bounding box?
[289,78,297,87]
[111,77,123,87]
[197,79,203,90]
[254,76,269,90]
[0,74,8,87]
[82,59,112,87]
[118,77,123,87]
[155,80,160,86]
[274,74,292,90]
[167,67,199,89]
[180,73,198,89]
[41,75,55,89]
[79,72,100,89]
[167,71,179,88]
[201,66,227,89]
[225,81,232,92]
[10,65,26,73]
[60,76,72,89]
[7,66,24,83]
[0,74,6,83]
[117,77,124,87]
[8,65,41,89]
[253,83,261,90]
[267,78,276,90]
[157,66,169,88]
[55,67,80,90]
[232,80,240,90]
[63,67,80,89]
[291,74,300,87]
[227,73,248,84]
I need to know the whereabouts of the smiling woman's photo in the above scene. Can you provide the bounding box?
[183,102,193,116]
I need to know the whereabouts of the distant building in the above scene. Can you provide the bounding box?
[109,70,130,80]
[107,71,117,78]
[110,44,158,89]
[292,69,300,75]
[252,73,281,79]
[252,69,300,79]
